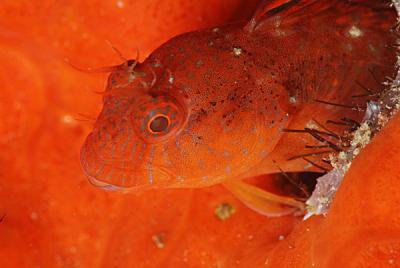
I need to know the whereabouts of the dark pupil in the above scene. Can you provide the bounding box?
[149,115,169,133]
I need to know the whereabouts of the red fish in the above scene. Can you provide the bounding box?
[80,0,397,216]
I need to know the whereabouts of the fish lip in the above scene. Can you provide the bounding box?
[79,136,103,181]
[80,135,171,191]
[86,176,131,192]
[85,168,170,192]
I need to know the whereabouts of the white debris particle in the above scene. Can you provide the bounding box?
[116,0,124,8]
[152,233,165,249]
[278,235,285,241]
[62,114,74,124]
[30,212,38,220]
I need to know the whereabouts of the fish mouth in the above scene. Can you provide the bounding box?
[80,134,171,191]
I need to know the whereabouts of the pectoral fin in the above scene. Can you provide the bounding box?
[223,180,305,217]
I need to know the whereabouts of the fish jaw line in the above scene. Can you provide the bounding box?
[80,136,172,190]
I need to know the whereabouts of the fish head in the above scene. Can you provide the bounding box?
[80,27,291,191]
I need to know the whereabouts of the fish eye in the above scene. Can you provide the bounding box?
[148,114,170,133]
[132,94,188,143]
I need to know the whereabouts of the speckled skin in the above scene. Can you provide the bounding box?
[81,0,398,191]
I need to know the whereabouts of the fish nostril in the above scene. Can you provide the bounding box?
[148,114,170,133]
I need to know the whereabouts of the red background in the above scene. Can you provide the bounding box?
[0,1,399,267]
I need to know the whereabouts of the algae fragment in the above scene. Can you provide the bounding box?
[152,233,166,249]
[215,203,236,221]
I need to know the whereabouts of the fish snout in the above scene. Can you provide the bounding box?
[80,131,171,191]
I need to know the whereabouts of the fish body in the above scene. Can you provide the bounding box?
[80,0,397,193]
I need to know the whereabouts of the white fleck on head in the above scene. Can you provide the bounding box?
[348,25,363,38]
[168,75,174,84]
[233,47,242,56]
